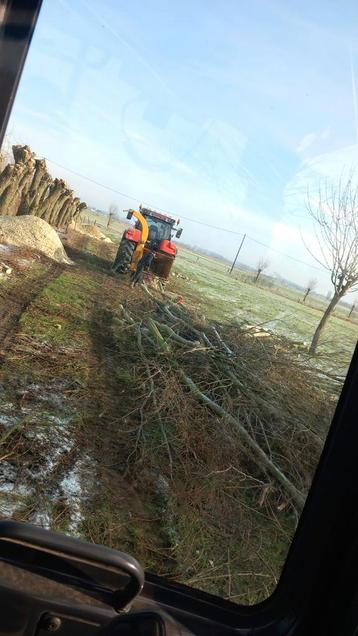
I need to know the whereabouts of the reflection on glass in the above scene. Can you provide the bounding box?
[0,0,357,605]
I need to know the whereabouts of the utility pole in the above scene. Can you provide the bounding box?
[229,233,246,274]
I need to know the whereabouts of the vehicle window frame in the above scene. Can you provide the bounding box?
[0,2,358,633]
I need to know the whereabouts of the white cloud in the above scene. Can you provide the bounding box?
[296,132,319,153]
[321,126,331,141]
[296,127,331,154]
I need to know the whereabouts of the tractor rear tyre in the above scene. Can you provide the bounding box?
[112,238,136,273]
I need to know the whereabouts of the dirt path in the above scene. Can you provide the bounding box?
[80,275,172,563]
[0,259,85,527]
[0,251,163,552]
[0,263,63,356]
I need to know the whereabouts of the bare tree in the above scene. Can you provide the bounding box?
[348,302,356,319]
[254,258,269,283]
[302,278,317,303]
[305,174,358,354]
[107,203,118,228]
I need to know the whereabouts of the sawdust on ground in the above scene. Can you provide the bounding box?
[0,216,71,264]
[73,223,106,240]
[68,223,113,242]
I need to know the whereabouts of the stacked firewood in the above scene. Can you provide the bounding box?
[0,145,87,227]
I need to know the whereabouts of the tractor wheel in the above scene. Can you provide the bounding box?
[112,238,136,273]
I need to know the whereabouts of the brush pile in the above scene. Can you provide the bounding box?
[110,283,338,601]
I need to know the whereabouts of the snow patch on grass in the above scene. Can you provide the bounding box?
[59,459,87,535]
[29,510,51,529]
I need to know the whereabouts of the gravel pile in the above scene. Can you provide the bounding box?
[0,216,71,264]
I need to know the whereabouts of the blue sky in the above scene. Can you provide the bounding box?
[5,0,358,294]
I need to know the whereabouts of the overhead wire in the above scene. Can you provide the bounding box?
[46,157,327,273]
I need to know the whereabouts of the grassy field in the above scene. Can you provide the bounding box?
[172,248,357,375]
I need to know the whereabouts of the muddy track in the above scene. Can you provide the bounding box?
[0,263,64,355]
[86,278,131,472]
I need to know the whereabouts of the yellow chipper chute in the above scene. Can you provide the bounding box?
[127,209,149,272]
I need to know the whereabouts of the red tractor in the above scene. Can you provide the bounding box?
[112,205,183,279]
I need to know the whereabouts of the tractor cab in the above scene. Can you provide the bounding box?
[137,205,182,245]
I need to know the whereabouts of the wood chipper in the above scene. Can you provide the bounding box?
[112,205,183,280]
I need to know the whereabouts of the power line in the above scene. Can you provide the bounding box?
[244,236,326,272]
[46,156,327,274]
[46,158,250,236]
[46,158,140,204]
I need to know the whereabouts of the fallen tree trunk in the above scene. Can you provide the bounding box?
[154,319,201,348]
[0,164,14,198]
[147,317,171,353]
[41,179,66,221]
[212,326,233,356]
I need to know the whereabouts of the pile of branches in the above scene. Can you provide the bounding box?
[118,286,338,510]
[0,145,87,227]
[109,284,337,600]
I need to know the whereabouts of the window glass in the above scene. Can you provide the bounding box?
[139,216,173,241]
[0,0,357,605]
